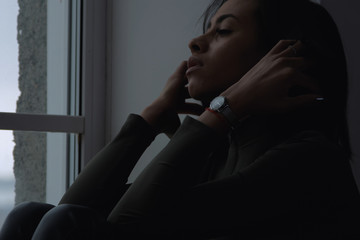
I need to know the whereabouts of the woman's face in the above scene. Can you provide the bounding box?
[187,0,264,102]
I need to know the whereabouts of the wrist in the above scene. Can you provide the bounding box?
[208,95,246,129]
[141,104,163,134]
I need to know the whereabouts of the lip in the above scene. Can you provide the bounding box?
[186,56,203,75]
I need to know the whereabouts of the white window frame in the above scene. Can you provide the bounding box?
[0,0,108,204]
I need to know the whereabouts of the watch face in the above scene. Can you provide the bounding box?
[210,96,226,111]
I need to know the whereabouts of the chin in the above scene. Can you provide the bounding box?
[188,84,217,104]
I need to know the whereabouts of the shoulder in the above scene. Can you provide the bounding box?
[242,130,345,180]
[239,130,350,199]
[272,130,342,161]
[261,130,350,187]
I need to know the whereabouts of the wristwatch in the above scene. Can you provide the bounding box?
[209,96,239,129]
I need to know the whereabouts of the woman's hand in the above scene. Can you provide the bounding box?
[223,40,323,119]
[141,61,204,138]
[199,40,323,135]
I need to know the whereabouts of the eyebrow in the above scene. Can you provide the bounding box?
[206,14,239,30]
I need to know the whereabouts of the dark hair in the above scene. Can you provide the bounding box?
[202,0,351,159]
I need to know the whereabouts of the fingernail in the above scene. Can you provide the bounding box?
[316,97,325,101]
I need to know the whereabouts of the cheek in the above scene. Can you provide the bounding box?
[220,35,262,74]
[212,56,247,86]
[212,44,252,76]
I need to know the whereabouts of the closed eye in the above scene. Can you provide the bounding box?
[215,29,232,36]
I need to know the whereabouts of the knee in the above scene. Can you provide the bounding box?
[39,204,100,223]
[32,204,103,240]
[0,202,54,240]
[10,201,54,216]
[4,201,54,225]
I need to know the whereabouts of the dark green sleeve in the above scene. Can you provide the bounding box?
[106,116,226,225]
[59,114,157,216]
[107,128,354,237]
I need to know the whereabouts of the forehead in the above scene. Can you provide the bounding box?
[210,0,259,25]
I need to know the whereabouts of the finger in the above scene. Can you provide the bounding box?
[175,61,188,74]
[268,39,298,55]
[280,40,305,57]
[277,57,316,73]
[276,57,305,68]
[177,103,205,116]
[170,61,189,84]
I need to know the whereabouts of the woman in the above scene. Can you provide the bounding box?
[1,0,359,239]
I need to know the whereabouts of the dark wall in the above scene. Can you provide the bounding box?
[321,0,360,190]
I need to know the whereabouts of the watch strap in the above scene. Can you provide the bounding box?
[221,105,240,129]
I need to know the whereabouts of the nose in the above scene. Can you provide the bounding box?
[188,35,208,54]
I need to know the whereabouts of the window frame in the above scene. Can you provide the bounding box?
[80,0,108,169]
[0,0,108,202]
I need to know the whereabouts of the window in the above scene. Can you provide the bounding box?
[0,0,107,227]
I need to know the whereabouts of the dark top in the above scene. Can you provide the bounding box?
[60,114,360,239]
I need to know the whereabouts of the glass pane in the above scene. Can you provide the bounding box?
[0,1,19,113]
[0,0,72,115]
[0,131,15,228]
[0,130,74,228]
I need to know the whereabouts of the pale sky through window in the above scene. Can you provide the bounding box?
[0,0,20,180]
